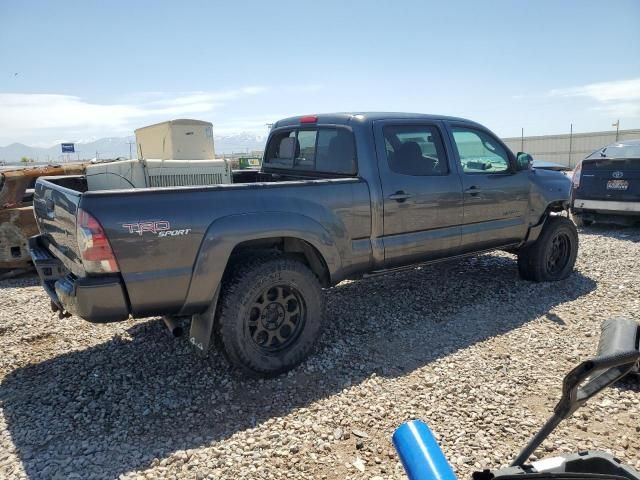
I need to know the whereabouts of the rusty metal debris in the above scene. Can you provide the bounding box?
[0,206,40,269]
[0,163,87,208]
[0,163,88,272]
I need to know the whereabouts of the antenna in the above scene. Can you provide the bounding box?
[126,139,136,159]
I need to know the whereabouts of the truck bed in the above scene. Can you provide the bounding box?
[33,171,372,318]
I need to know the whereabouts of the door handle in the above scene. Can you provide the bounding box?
[388,191,412,202]
[464,186,482,196]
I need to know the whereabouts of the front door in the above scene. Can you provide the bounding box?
[374,120,464,268]
[448,124,530,251]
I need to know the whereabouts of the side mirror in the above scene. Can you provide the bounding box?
[516,152,533,171]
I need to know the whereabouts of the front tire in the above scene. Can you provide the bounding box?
[216,255,325,377]
[518,216,579,282]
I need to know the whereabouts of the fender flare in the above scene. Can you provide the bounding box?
[524,199,570,246]
[180,212,342,314]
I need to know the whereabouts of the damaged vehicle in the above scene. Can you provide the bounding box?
[0,163,87,275]
[571,139,640,226]
[30,113,578,376]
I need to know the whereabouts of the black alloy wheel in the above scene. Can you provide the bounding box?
[247,285,306,352]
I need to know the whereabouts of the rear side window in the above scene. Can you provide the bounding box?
[264,127,356,175]
[383,125,448,176]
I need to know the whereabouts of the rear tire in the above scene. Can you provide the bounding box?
[518,216,579,282]
[216,255,324,377]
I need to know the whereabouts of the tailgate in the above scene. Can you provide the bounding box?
[576,158,640,201]
[33,176,86,276]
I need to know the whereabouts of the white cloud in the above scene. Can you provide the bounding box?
[592,102,640,118]
[0,86,267,144]
[545,78,640,127]
[549,78,640,102]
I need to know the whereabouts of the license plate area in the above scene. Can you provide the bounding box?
[607,179,628,190]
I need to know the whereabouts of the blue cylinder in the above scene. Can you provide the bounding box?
[392,420,458,480]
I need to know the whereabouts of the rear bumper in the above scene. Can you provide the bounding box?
[573,198,640,214]
[29,236,130,323]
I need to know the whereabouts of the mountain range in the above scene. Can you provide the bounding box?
[0,133,267,164]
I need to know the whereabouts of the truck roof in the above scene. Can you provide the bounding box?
[273,112,484,129]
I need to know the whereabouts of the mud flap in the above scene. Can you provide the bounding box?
[188,287,220,357]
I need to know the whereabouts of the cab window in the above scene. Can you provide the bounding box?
[264,127,356,175]
[451,127,510,174]
[383,125,448,176]
[264,130,296,167]
[295,130,317,169]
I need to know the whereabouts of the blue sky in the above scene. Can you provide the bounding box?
[1,0,639,146]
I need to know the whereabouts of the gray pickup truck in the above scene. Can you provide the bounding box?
[30,113,577,376]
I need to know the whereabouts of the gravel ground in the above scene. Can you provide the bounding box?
[1,224,639,480]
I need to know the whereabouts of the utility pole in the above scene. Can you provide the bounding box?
[126,140,136,159]
[568,123,573,168]
[520,127,524,152]
[95,150,99,161]
[612,120,620,142]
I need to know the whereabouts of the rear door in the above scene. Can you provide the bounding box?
[373,120,464,268]
[447,123,530,251]
[575,157,640,202]
[33,177,85,276]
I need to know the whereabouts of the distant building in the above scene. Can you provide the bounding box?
[502,129,640,168]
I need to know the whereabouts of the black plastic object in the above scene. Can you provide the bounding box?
[511,318,640,467]
[597,317,640,374]
[487,450,640,480]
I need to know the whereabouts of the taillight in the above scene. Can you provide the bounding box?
[300,115,318,124]
[76,208,119,273]
[572,161,582,188]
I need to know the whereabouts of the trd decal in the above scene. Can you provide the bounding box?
[122,221,191,237]
[158,228,192,238]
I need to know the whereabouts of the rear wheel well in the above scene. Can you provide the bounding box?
[227,237,330,286]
